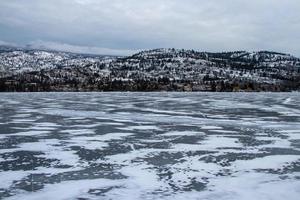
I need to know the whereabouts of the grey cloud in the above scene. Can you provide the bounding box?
[0,0,299,56]
[28,40,138,56]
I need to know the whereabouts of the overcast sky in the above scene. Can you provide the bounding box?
[0,0,300,56]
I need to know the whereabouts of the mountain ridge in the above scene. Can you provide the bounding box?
[0,45,299,92]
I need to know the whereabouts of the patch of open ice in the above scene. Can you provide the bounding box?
[70,123,102,128]
[163,131,205,137]
[198,135,242,149]
[98,132,133,141]
[201,126,223,130]
[233,155,300,170]
[26,126,58,131]
[210,130,238,134]
[119,125,162,131]
[283,98,292,104]
[101,122,125,126]
[40,108,106,119]
[11,118,37,123]
[11,114,32,118]
[67,137,108,150]
[35,122,61,127]
[60,129,96,135]
[5,130,51,137]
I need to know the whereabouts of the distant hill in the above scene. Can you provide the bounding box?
[0,46,299,92]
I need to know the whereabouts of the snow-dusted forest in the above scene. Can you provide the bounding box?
[1,46,299,92]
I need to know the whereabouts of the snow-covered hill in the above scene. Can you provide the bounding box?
[0,46,299,92]
[0,46,115,78]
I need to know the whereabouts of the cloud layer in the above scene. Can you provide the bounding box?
[0,0,300,56]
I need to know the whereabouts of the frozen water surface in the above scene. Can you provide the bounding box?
[0,92,300,200]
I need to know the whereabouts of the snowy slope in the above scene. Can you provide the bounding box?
[0,46,299,91]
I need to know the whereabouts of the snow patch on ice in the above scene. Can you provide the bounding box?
[163,131,205,137]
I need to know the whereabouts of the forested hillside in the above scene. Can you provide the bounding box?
[1,46,299,92]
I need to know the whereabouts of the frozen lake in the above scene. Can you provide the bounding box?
[0,92,299,200]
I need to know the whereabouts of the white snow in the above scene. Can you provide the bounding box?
[0,92,300,200]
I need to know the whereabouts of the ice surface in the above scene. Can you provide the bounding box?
[0,92,299,200]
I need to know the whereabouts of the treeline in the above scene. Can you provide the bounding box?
[1,76,298,92]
